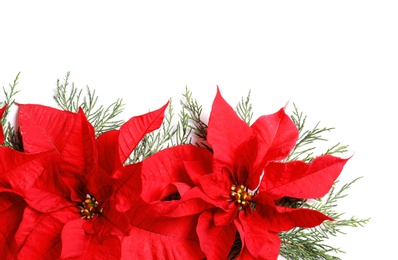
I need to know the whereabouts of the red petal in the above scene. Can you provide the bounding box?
[183,149,213,185]
[138,145,208,203]
[263,155,349,199]
[22,156,75,211]
[122,224,204,259]
[252,194,332,232]
[196,210,236,259]
[16,206,78,259]
[60,108,97,180]
[208,88,255,172]
[0,105,7,144]
[234,214,281,259]
[17,104,77,153]
[97,130,122,175]
[88,197,131,239]
[61,219,121,259]
[118,102,168,164]
[86,165,115,203]
[199,173,231,210]
[273,206,332,231]
[123,202,205,259]
[234,136,260,190]
[251,108,299,165]
[113,163,143,212]
[142,187,214,218]
[0,190,25,259]
[0,148,54,192]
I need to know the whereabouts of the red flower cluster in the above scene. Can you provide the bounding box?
[0,88,348,259]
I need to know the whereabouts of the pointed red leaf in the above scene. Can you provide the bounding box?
[122,204,205,259]
[208,88,255,171]
[118,102,168,164]
[61,219,121,260]
[97,130,122,175]
[0,147,54,192]
[122,225,205,259]
[16,206,78,259]
[112,163,143,212]
[196,210,236,259]
[263,155,350,199]
[234,136,261,190]
[59,108,97,180]
[251,108,299,164]
[0,189,25,260]
[235,213,281,259]
[17,104,77,153]
[88,197,131,239]
[252,193,332,232]
[135,145,206,203]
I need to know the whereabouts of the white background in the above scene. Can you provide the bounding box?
[1,1,397,259]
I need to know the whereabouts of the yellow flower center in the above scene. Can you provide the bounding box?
[230,184,252,207]
[79,194,103,220]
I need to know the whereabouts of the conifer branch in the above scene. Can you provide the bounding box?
[53,72,125,136]
[1,72,22,149]
[279,178,370,260]
[179,86,211,150]
[236,90,253,125]
[286,103,348,163]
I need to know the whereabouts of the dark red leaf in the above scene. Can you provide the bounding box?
[0,147,54,192]
[118,102,168,164]
[123,202,205,259]
[97,130,122,175]
[263,155,350,200]
[0,189,25,259]
[251,108,299,165]
[61,219,121,260]
[196,210,236,259]
[17,104,77,153]
[16,206,78,259]
[207,88,255,173]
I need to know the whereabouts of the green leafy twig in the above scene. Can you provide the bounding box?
[279,178,370,260]
[286,103,348,163]
[1,72,22,149]
[236,90,253,125]
[179,86,211,150]
[53,71,125,136]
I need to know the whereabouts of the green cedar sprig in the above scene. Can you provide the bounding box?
[179,86,211,150]
[279,177,370,260]
[236,89,253,125]
[286,103,349,163]
[0,72,22,149]
[53,71,125,136]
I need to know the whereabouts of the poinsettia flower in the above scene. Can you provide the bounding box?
[186,88,349,259]
[12,102,168,259]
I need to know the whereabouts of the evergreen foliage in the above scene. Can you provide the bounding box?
[0,72,369,259]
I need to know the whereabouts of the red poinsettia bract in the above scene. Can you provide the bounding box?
[11,102,167,259]
[191,88,349,259]
[0,105,28,259]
